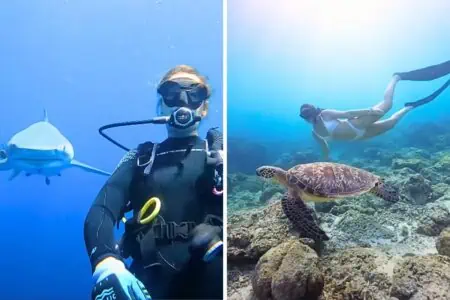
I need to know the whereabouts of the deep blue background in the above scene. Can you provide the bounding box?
[0,1,222,299]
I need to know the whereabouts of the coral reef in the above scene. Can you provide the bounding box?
[436,227,450,257]
[319,248,394,300]
[391,255,450,299]
[228,132,450,299]
[252,240,323,300]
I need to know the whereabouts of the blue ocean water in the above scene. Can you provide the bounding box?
[0,1,222,299]
[228,0,450,160]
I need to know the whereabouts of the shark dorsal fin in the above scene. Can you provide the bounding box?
[43,109,49,122]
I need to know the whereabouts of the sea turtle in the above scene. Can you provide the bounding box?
[256,162,400,241]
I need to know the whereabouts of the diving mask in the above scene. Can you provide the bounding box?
[300,104,322,122]
[157,78,210,109]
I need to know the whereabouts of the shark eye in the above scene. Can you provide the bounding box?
[0,150,7,160]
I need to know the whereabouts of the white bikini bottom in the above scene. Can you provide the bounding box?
[345,120,366,140]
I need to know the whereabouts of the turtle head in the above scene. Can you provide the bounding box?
[256,166,286,185]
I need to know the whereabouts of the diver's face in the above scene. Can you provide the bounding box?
[159,72,208,116]
[159,72,209,136]
[303,115,315,123]
[300,105,317,124]
[299,112,314,123]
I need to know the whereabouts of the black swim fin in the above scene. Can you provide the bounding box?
[394,60,450,81]
[405,78,450,108]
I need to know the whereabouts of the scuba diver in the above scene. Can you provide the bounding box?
[300,60,450,159]
[84,65,224,300]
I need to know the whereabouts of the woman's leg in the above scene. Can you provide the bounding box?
[354,60,450,139]
[373,74,402,112]
[361,106,413,139]
[351,75,401,128]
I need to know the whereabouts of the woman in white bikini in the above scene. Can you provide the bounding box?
[300,60,450,159]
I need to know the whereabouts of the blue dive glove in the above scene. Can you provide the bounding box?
[92,257,152,300]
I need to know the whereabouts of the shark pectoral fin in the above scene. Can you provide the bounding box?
[70,160,112,176]
[8,170,21,181]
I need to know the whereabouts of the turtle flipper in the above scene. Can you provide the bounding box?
[281,191,329,241]
[370,181,400,203]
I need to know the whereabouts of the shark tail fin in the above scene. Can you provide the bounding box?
[43,109,49,122]
[70,160,112,176]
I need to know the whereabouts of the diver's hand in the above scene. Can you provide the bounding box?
[92,257,151,300]
[189,224,223,262]
[210,150,223,166]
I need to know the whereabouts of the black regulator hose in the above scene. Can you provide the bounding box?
[98,117,169,152]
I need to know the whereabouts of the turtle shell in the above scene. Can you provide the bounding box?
[286,162,379,198]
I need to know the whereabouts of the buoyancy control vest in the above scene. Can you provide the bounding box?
[119,134,223,271]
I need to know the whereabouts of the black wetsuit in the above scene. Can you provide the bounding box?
[84,134,223,299]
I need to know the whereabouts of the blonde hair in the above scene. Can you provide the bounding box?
[158,64,211,95]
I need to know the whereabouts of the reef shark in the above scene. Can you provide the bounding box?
[0,110,111,185]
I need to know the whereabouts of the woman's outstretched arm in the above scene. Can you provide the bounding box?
[312,130,330,160]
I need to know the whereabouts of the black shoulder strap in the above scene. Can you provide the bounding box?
[136,142,154,166]
[116,142,156,230]
[131,141,156,185]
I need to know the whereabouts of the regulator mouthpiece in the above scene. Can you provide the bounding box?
[168,107,201,129]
